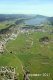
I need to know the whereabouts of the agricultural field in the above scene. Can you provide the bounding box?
[0,14,53,80]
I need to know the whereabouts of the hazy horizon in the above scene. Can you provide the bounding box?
[0,0,53,17]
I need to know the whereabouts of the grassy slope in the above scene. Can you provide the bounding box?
[0,19,16,29]
[0,31,53,80]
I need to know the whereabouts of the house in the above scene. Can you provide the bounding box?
[0,42,4,53]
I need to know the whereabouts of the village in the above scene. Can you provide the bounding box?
[0,25,53,54]
[0,66,18,80]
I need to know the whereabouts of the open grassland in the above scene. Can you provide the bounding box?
[0,31,53,80]
[0,20,17,29]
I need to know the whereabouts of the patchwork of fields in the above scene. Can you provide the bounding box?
[0,16,53,80]
[0,31,53,80]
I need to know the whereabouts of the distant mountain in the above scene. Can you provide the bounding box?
[0,14,30,21]
[0,14,53,26]
[34,15,47,18]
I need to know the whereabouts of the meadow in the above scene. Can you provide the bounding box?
[0,31,53,80]
[0,15,53,80]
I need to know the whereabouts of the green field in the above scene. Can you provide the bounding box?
[0,19,17,29]
[0,16,53,80]
[0,30,53,80]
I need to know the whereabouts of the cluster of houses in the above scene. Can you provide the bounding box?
[0,66,18,80]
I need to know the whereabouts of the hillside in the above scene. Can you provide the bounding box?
[0,14,53,80]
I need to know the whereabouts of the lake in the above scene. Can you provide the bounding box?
[25,18,46,25]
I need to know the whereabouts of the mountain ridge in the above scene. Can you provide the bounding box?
[0,14,53,25]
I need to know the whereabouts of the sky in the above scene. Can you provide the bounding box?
[0,0,53,16]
